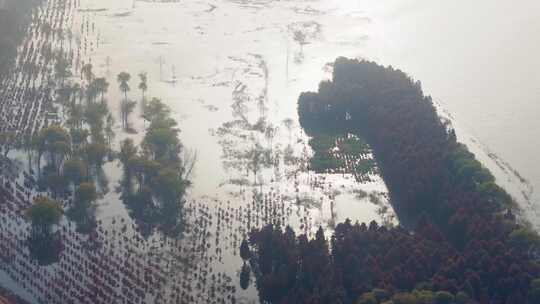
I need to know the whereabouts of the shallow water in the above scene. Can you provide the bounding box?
[81,0,396,225]
[82,0,538,222]
[1,0,539,303]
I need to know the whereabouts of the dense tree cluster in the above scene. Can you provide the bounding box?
[299,58,511,229]
[119,98,190,236]
[245,58,540,303]
[24,196,64,265]
[25,62,116,232]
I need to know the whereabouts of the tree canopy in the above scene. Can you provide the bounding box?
[25,196,63,236]
[244,58,540,304]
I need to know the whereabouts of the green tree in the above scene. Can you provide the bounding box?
[81,63,94,84]
[86,79,99,104]
[70,128,89,153]
[509,227,540,254]
[117,71,131,129]
[54,55,72,87]
[85,142,108,169]
[69,182,98,233]
[143,122,182,162]
[153,168,187,207]
[128,155,147,192]
[138,72,148,101]
[25,197,63,237]
[93,77,110,104]
[67,104,85,130]
[45,173,68,199]
[84,102,108,142]
[36,125,71,175]
[240,239,251,261]
[121,99,137,130]
[142,97,169,122]
[120,138,138,189]
[76,182,97,205]
[120,138,138,166]
[63,158,87,187]
[104,113,115,148]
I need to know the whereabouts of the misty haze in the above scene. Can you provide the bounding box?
[0,0,539,303]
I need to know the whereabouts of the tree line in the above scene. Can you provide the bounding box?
[242,58,540,304]
[119,97,192,237]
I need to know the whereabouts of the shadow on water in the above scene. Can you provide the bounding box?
[27,232,63,266]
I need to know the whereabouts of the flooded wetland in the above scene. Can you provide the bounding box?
[0,0,539,303]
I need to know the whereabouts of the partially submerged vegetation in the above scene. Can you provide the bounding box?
[1,0,537,303]
[5,35,192,252]
[244,58,540,304]
[307,132,377,182]
[119,98,191,236]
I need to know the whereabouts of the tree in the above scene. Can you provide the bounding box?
[247,144,265,184]
[25,197,63,237]
[121,99,137,130]
[76,182,97,206]
[138,72,148,101]
[142,97,169,122]
[84,102,108,141]
[240,239,251,260]
[70,128,89,151]
[54,55,72,87]
[63,158,87,187]
[120,138,138,186]
[93,77,110,104]
[293,30,307,51]
[72,82,84,105]
[119,97,190,235]
[67,103,85,130]
[56,84,74,107]
[128,156,148,192]
[36,125,71,175]
[153,167,186,207]
[143,122,182,162]
[117,72,131,129]
[81,63,94,84]
[105,113,115,148]
[86,79,99,104]
[69,182,98,233]
[264,125,277,152]
[120,138,138,166]
[509,227,540,256]
[85,142,107,169]
[240,263,251,290]
[45,173,68,199]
